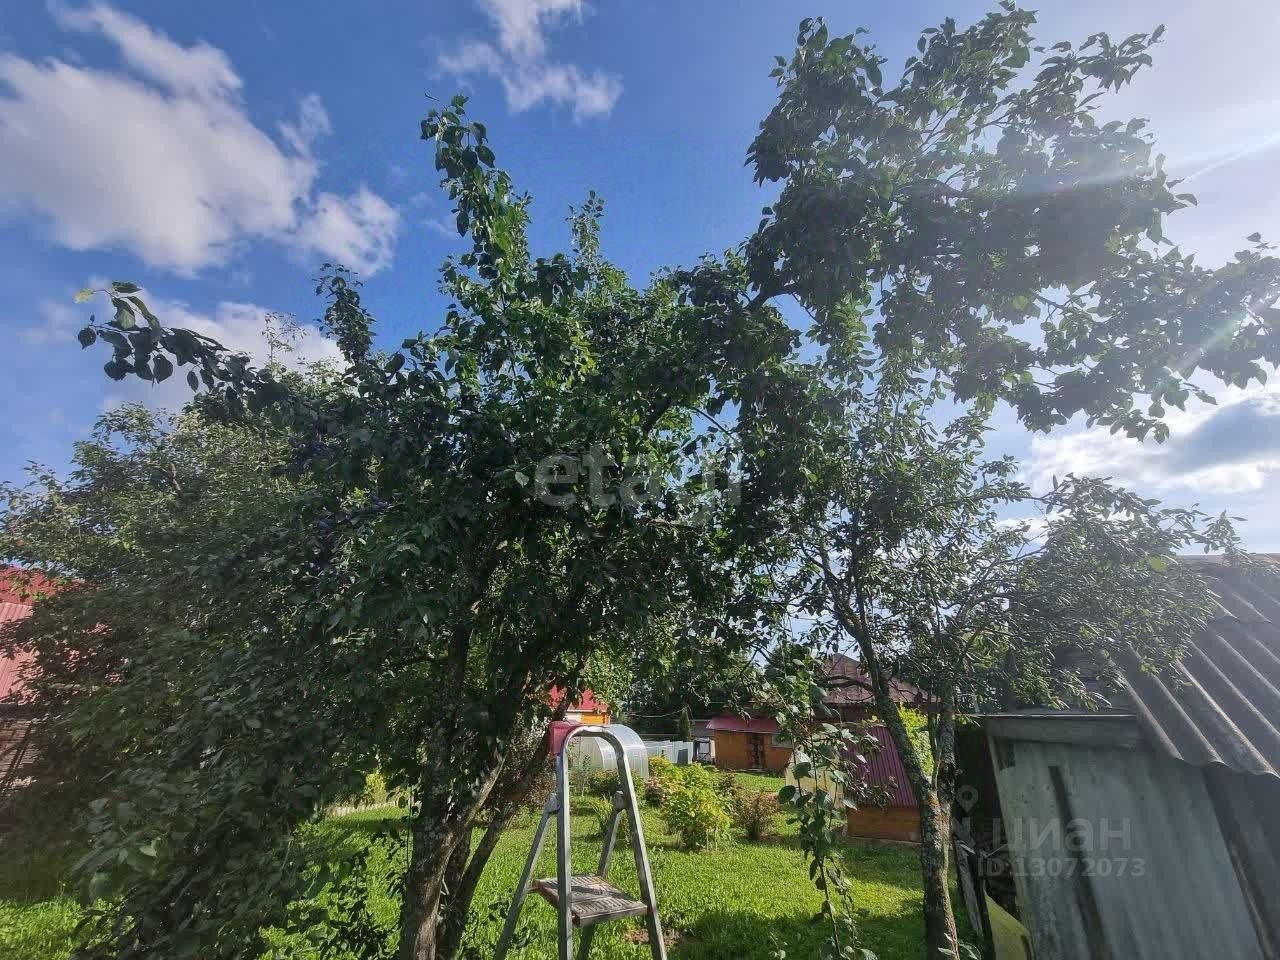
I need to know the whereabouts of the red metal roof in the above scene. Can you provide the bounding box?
[0,600,34,700]
[548,686,609,715]
[0,567,59,605]
[822,653,927,707]
[848,724,917,808]
[706,715,782,735]
[0,567,60,703]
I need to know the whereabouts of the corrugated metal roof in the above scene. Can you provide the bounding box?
[847,724,917,807]
[0,600,34,700]
[548,687,609,715]
[0,567,59,605]
[706,715,781,735]
[1119,556,1280,779]
[822,653,927,707]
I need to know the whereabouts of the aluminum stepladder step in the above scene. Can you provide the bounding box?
[494,722,667,960]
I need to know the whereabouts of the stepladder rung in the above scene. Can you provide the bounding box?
[532,874,650,928]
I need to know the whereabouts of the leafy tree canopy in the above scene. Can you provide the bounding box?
[20,98,794,960]
[745,5,1280,440]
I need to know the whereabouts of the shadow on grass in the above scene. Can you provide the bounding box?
[674,905,929,960]
[0,840,78,904]
[672,910,817,960]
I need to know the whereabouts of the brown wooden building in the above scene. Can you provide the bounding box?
[709,654,927,840]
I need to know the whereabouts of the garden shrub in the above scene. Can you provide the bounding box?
[660,784,731,850]
[644,758,723,807]
[648,755,674,781]
[585,769,620,798]
[361,770,389,806]
[520,756,556,814]
[674,762,717,790]
[732,789,781,842]
[643,774,671,807]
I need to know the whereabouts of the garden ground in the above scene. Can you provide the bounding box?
[0,774,964,960]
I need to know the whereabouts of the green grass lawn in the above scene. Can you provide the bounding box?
[1,774,954,960]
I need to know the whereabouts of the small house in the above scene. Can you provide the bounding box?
[708,653,925,774]
[708,653,927,841]
[549,687,611,725]
[0,568,57,813]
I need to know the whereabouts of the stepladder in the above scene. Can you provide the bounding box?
[493,722,667,960]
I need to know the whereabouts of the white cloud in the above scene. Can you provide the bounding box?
[291,186,399,275]
[1025,383,1280,496]
[440,0,621,119]
[0,4,399,275]
[1034,0,1280,264]
[51,2,240,100]
[19,301,82,346]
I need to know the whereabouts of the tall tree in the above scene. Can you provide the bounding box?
[51,99,793,960]
[730,8,1279,952]
[745,361,1242,955]
[745,7,1280,441]
[675,705,693,743]
[0,402,322,868]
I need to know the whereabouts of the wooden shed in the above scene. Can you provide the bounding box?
[705,715,792,773]
[708,653,925,775]
[845,725,920,842]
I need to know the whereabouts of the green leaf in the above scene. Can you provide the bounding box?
[152,355,174,382]
[110,281,141,294]
[127,296,161,330]
[186,370,199,390]
[113,298,137,330]
[74,287,95,304]
[88,872,111,902]
[77,327,97,348]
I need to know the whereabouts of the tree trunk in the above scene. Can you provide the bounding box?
[857,643,960,957]
[917,784,959,955]
[397,783,469,960]
[436,731,553,959]
[396,746,505,960]
[435,828,472,960]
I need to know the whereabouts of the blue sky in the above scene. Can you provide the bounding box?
[1,0,1278,546]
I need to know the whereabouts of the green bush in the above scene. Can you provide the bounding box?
[731,789,781,842]
[361,770,389,806]
[676,706,693,744]
[660,784,731,850]
[644,757,723,807]
[643,774,671,806]
[648,754,674,781]
[585,769,620,798]
[674,762,717,790]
